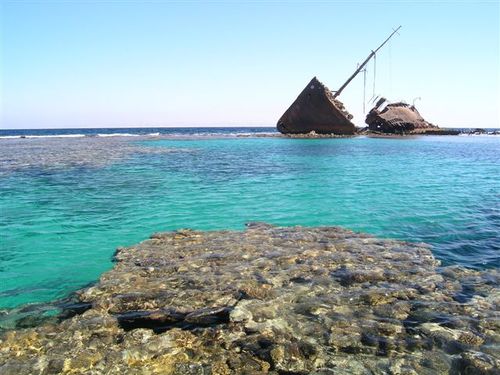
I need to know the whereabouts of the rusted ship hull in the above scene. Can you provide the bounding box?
[277,77,356,135]
[365,98,439,135]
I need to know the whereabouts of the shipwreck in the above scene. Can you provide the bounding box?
[276,77,356,135]
[277,27,402,135]
[364,97,461,135]
[365,97,438,134]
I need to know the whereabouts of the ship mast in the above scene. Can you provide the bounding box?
[333,26,402,99]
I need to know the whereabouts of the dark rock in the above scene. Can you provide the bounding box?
[422,128,461,135]
[184,306,232,326]
[452,351,500,374]
[277,77,356,135]
[469,128,486,135]
[45,358,65,374]
[117,308,186,331]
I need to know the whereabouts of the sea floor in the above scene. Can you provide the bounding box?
[0,224,498,374]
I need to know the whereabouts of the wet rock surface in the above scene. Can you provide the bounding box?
[1,223,498,374]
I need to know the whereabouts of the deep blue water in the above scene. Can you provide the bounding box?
[0,126,276,138]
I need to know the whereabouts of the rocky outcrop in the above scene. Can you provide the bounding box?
[277,77,356,135]
[1,224,498,374]
[366,98,441,134]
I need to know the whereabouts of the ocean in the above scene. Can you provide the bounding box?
[0,127,499,325]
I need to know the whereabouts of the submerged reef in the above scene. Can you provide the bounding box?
[1,224,498,374]
[0,136,184,175]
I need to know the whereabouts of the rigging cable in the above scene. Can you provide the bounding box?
[389,38,392,97]
[372,52,377,98]
[363,67,367,113]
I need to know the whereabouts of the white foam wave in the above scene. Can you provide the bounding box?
[458,133,500,137]
[164,132,277,138]
[0,134,86,139]
[96,133,140,137]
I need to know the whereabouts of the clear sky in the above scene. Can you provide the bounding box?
[1,0,499,129]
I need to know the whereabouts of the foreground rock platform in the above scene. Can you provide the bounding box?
[1,224,498,374]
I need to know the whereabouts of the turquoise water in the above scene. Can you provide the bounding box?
[0,134,499,310]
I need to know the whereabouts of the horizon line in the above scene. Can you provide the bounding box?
[2,125,498,130]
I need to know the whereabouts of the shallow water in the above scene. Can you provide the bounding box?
[0,132,499,311]
[3,225,498,374]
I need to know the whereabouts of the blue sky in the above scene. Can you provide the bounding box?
[1,1,499,129]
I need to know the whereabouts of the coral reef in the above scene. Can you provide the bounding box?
[1,224,498,374]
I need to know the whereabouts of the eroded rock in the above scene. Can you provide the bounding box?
[0,225,498,374]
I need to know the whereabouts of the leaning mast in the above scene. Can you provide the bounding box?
[333,26,402,99]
